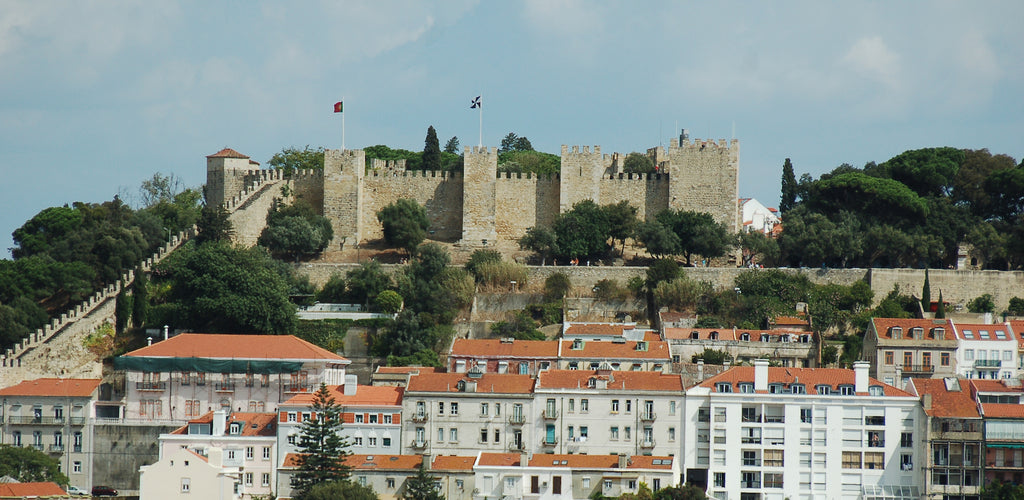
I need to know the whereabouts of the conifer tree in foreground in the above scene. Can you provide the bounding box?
[402,463,444,500]
[291,383,351,497]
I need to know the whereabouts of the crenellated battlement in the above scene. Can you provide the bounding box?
[495,171,560,181]
[466,145,498,156]
[670,137,740,151]
[370,158,407,171]
[561,145,603,156]
[369,169,460,179]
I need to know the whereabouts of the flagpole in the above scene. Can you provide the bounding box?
[478,93,483,148]
[342,97,346,151]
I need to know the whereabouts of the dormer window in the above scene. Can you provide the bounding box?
[760,334,770,343]
[838,385,855,396]
[816,385,831,395]
[690,331,699,340]
[933,327,945,340]
[979,330,991,339]
[739,333,750,341]
[779,335,790,343]
[768,383,784,394]
[963,330,975,339]
[868,386,884,396]
[229,422,242,435]
[709,331,719,340]
[790,384,806,394]
[738,383,754,393]
[572,339,584,350]
[910,327,923,339]
[587,377,597,388]
[995,330,1007,340]
[715,382,733,393]
[890,326,903,339]
[800,334,811,343]
[635,341,648,351]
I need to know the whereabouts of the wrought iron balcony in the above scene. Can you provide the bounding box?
[136,381,166,391]
[214,382,235,392]
[410,439,427,449]
[411,413,428,423]
[901,364,934,373]
[508,441,525,451]
[640,439,656,448]
[974,359,1001,368]
[542,409,559,420]
[508,414,526,425]
[8,416,64,425]
[640,412,656,422]
[48,444,64,452]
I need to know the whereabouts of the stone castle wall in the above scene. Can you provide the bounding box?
[362,170,464,242]
[597,174,672,222]
[495,173,561,239]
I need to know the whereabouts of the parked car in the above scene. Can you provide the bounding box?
[91,485,117,496]
[65,485,88,496]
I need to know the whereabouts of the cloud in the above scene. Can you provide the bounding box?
[841,36,902,88]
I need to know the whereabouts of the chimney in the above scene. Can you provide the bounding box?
[922,394,932,410]
[894,366,903,390]
[422,453,432,469]
[207,446,223,467]
[854,361,870,393]
[754,359,769,392]
[697,359,705,381]
[163,325,169,341]
[521,452,530,467]
[344,374,358,396]
[213,409,228,436]
[618,454,628,468]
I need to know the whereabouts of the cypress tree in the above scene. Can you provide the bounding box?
[921,268,931,314]
[780,158,797,214]
[115,279,132,334]
[132,268,148,329]
[423,126,441,171]
[935,290,946,318]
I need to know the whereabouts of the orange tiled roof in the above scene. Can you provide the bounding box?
[981,403,1024,419]
[969,380,1022,394]
[0,378,101,398]
[1008,320,1024,348]
[564,323,633,337]
[432,455,476,471]
[662,327,735,341]
[559,340,670,360]
[123,333,347,361]
[910,379,980,418]
[626,456,674,470]
[282,453,303,468]
[773,315,809,326]
[374,366,443,374]
[954,323,1014,342]
[477,453,521,467]
[170,411,278,436]
[207,148,249,159]
[537,370,682,392]
[697,366,911,397]
[870,318,953,340]
[406,372,535,394]
[450,339,558,358]
[0,482,68,497]
[343,454,424,470]
[282,384,403,407]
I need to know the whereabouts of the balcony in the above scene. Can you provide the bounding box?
[508,441,525,451]
[974,359,1001,368]
[31,444,43,451]
[48,444,64,452]
[901,463,913,471]
[901,364,934,374]
[508,414,526,425]
[640,439,656,448]
[764,414,785,424]
[541,437,557,447]
[867,439,885,448]
[640,412,656,422]
[411,413,428,423]
[741,413,762,423]
[740,480,761,489]
[136,381,166,391]
[542,409,559,420]
[8,416,65,425]
[214,382,235,392]
[411,439,427,449]
[69,417,86,425]
[283,384,313,393]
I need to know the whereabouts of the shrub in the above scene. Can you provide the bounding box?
[592,279,630,301]
[374,290,403,314]
[465,249,502,282]
[475,261,529,289]
[544,273,571,301]
[691,348,731,365]
[967,293,996,313]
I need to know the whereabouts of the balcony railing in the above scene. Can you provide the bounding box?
[8,416,65,425]
[740,481,761,489]
[508,414,526,425]
[902,364,934,373]
[410,439,427,449]
[411,413,428,423]
[640,439,656,448]
[214,382,235,392]
[541,437,557,447]
[48,444,64,452]
[69,416,86,425]
[764,415,785,423]
[283,384,313,393]
[136,381,166,391]
[542,409,559,420]
[508,441,525,451]
[974,359,1001,368]
[867,439,885,448]
[741,437,762,444]
[901,463,913,471]
[741,414,762,423]
[640,412,656,422]
[31,444,43,451]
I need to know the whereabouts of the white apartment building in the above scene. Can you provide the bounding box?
[158,410,277,499]
[557,338,671,372]
[139,446,241,499]
[952,322,1019,380]
[533,369,683,457]
[401,370,536,456]
[682,361,923,500]
[116,333,349,421]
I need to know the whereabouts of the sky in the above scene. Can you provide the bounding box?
[1,1,1022,258]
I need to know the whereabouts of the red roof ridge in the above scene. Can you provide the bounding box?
[207,148,249,159]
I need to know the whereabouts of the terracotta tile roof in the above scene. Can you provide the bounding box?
[559,340,670,360]
[374,366,443,374]
[207,148,249,159]
[477,453,521,467]
[969,380,1022,393]
[697,366,911,397]
[626,456,675,470]
[537,370,682,392]
[406,373,535,394]
[563,323,633,337]
[643,331,661,341]
[188,448,209,462]
[343,454,424,471]
[0,378,101,398]
[909,378,980,418]
[1008,320,1024,348]
[450,339,558,358]
[954,323,1013,342]
[773,315,809,326]
[123,333,347,362]
[663,327,736,341]
[870,318,953,340]
[981,403,1024,419]
[529,454,617,468]
[282,453,303,468]
[0,482,68,497]
[170,411,278,436]
[432,455,476,471]
[282,384,403,407]
[659,311,694,325]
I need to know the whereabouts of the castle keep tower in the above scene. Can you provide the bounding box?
[206,148,254,208]
[323,148,365,248]
[460,146,498,245]
[666,138,741,234]
[559,145,606,213]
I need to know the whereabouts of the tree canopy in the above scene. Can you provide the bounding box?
[291,384,352,497]
[377,199,430,255]
[258,200,334,261]
[269,146,325,176]
[0,444,69,485]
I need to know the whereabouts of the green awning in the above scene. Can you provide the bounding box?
[985,443,1024,448]
[113,356,304,374]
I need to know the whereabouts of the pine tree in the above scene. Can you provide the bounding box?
[423,126,441,171]
[402,463,444,500]
[780,158,797,214]
[921,268,931,314]
[444,136,460,154]
[935,290,946,318]
[291,384,351,496]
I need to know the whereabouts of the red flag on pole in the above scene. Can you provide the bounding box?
[334,101,343,113]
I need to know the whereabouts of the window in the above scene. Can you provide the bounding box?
[450,402,459,415]
[181,478,191,493]
[764,472,783,488]
[287,412,297,422]
[553,476,562,495]
[383,437,392,447]
[669,427,676,441]
[816,385,830,395]
[73,461,82,473]
[449,428,458,442]
[568,399,575,412]
[493,429,500,442]
[764,449,784,467]
[864,452,884,469]
[384,414,392,424]
[965,349,974,361]
[900,432,913,447]
[714,472,725,487]
[261,374,270,387]
[626,400,632,413]
[610,426,619,439]
[531,475,540,494]
[580,399,589,412]
[623,426,630,440]
[356,414,364,423]
[739,383,754,393]
[480,403,489,416]
[437,428,444,442]
[716,382,733,393]
[839,385,855,396]
[262,473,271,486]
[884,351,894,365]
[245,472,253,486]
[368,437,377,446]
[245,447,254,460]
[580,426,589,438]
[791,384,806,394]
[438,402,444,415]
[263,447,272,460]
[903,352,913,367]
[800,408,812,424]
[669,401,676,415]
[386,478,396,489]
[611,400,619,413]
[843,451,862,469]
[369,414,378,424]
[287,435,296,445]
[480,428,488,443]
[923,352,932,368]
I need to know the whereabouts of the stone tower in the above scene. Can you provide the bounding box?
[323,148,365,248]
[460,146,498,245]
[665,138,740,233]
[205,148,253,208]
[559,145,606,213]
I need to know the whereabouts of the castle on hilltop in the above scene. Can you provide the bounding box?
[206,133,740,250]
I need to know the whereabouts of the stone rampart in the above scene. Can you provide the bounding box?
[869,268,1024,312]
[495,173,561,239]
[597,173,671,221]
[362,170,464,242]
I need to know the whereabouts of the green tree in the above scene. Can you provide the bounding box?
[954,149,1018,218]
[491,310,545,340]
[603,201,639,257]
[269,146,325,176]
[317,273,347,303]
[423,126,441,171]
[300,480,378,500]
[376,310,434,358]
[402,463,444,500]
[980,480,1024,500]
[259,200,334,261]
[821,344,839,366]
[691,348,731,365]
[345,260,392,307]
[194,205,234,244]
[656,210,732,266]
[444,136,460,154]
[634,220,680,259]
[652,484,707,499]
[291,384,351,497]
[465,249,503,282]
[936,291,946,318]
[377,199,430,255]
[553,200,611,260]
[0,444,69,485]
[967,294,995,313]
[921,269,931,312]
[500,132,520,153]
[115,279,132,334]
[11,206,83,259]
[780,157,798,214]
[1007,297,1024,316]
[158,241,297,334]
[544,273,572,302]
[518,226,558,265]
[374,290,403,314]
[622,152,655,174]
[738,230,780,267]
[132,267,149,329]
